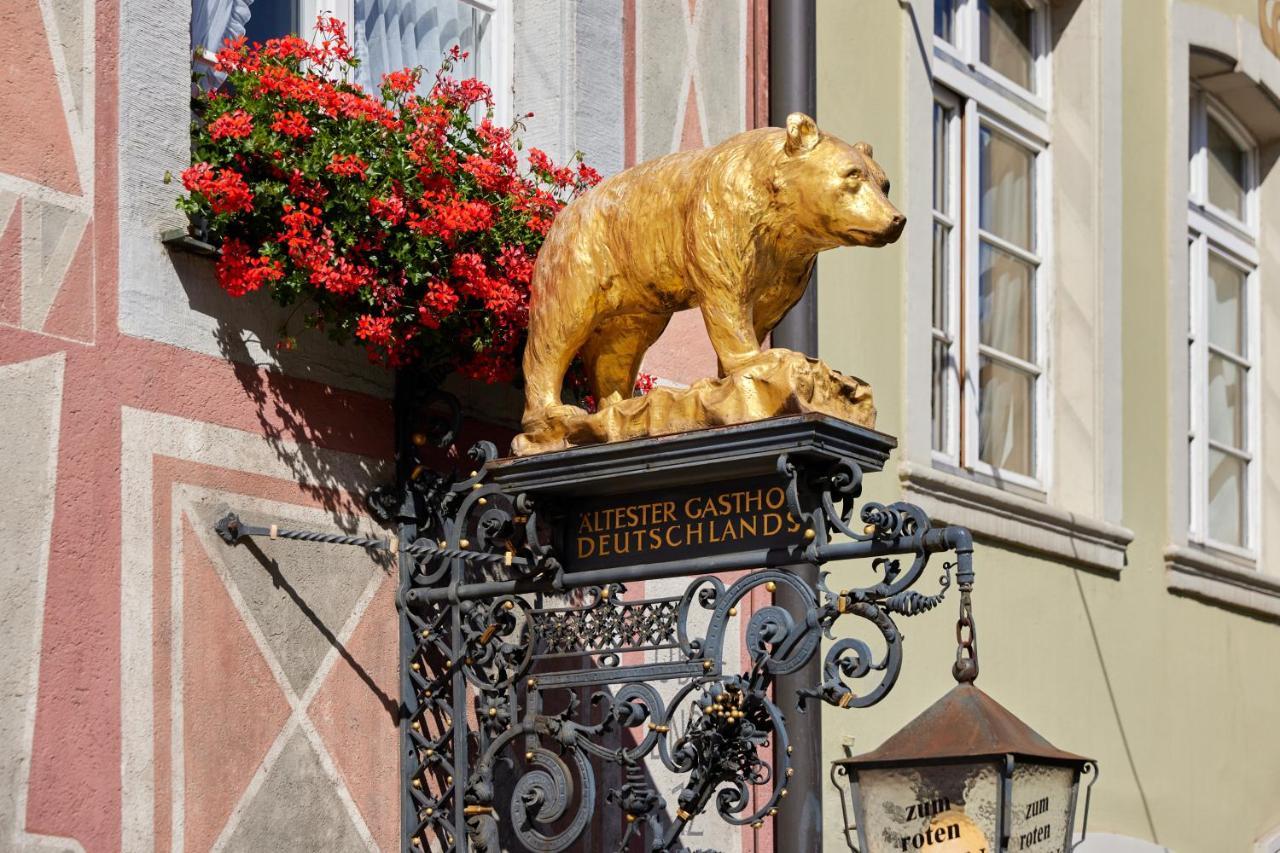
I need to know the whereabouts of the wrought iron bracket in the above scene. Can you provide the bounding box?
[214,403,978,853]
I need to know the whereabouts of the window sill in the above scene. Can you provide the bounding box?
[1165,544,1280,622]
[161,227,217,257]
[898,461,1133,573]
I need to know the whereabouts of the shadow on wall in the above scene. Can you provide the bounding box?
[241,536,399,722]
[217,320,389,525]
[167,246,393,525]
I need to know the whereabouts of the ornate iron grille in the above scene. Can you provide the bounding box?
[370,397,974,853]
[216,392,977,853]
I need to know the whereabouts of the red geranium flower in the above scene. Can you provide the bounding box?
[270,110,312,139]
[326,153,369,180]
[355,314,394,345]
[208,109,254,141]
[382,68,421,94]
[178,14,606,384]
[216,238,283,296]
[181,163,254,214]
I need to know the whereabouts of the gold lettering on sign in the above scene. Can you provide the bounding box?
[1261,1,1280,58]
[572,482,803,565]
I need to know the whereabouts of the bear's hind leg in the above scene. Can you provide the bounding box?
[581,313,671,407]
[521,309,593,431]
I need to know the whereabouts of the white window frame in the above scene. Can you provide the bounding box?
[931,0,1053,493]
[194,0,513,124]
[1186,88,1260,558]
[933,0,1052,111]
[932,90,963,463]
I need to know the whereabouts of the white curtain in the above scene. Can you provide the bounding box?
[979,128,1032,250]
[978,360,1031,475]
[354,0,488,94]
[191,0,255,87]
[192,0,256,54]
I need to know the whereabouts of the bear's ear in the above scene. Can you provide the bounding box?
[784,112,820,155]
[854,141,874,159]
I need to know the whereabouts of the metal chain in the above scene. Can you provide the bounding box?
[952,583,979,683]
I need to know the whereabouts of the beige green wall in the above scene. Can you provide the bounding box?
[816,1,1280,850]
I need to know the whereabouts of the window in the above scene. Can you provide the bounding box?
[1187,90,1259,554]
[353,0,500,107]
[191,0,510,121]
[934,0,1049,98]
[931,0,1050,489]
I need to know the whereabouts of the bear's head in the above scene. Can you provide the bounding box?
[773,112,905,250]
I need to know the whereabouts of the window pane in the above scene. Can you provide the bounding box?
[979,243,1034,362]
[193,0,279,87]
[1207,449,1246,546]
[1207,253,1246,356]
[1206,114,1247,219]
[979,357,1035,476]
[933,221,950,330]
[932,339,950,452]
[980,0,1034,91]
[355,0,493,96]
[979,127,1035,249]
[243,3,297,45]
[933,102,951,212]
[935,0,956,43]
[1207,354,1246,449]
[1186,238,1195,336]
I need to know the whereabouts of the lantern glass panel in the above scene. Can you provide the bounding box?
[855,762,1000,852]
[1007,762,1077,852]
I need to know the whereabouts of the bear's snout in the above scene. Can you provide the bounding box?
[886,212,906,241]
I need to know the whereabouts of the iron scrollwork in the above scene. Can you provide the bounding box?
[371,396,976,853]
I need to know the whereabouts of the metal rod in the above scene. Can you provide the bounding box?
[769,3,822,813]
[215,512,390,550]
[393,371,417,853]
[410,527,966,606]
[214,511,533,569]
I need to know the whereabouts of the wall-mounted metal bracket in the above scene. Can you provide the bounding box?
[214,412,977,853]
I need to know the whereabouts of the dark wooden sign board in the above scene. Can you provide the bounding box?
[566,475,805,571]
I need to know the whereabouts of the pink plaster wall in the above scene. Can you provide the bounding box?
[0,2,773,851]
[0,2,397,850]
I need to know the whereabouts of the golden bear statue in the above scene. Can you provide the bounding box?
[513,113,904,455]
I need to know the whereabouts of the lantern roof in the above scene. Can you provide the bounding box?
[835,683,1091,768]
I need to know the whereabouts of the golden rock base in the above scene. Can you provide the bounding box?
[511,348,875,456]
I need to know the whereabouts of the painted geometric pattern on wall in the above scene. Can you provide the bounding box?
[121,411,398,852]
[631,0,761,387]
[0,0,95,344]
[635,0,748,160]
[0,353,85,853]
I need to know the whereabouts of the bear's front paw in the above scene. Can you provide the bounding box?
[542,403,589,423]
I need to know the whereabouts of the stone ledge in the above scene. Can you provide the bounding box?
[1165,544,1280,622]
[899,461,1133,573]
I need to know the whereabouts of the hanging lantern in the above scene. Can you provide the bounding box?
[831,574,1097,852]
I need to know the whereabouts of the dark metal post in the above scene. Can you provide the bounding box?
[394,373,418,852]
[769,3,822,850]
[769,0,818,356]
